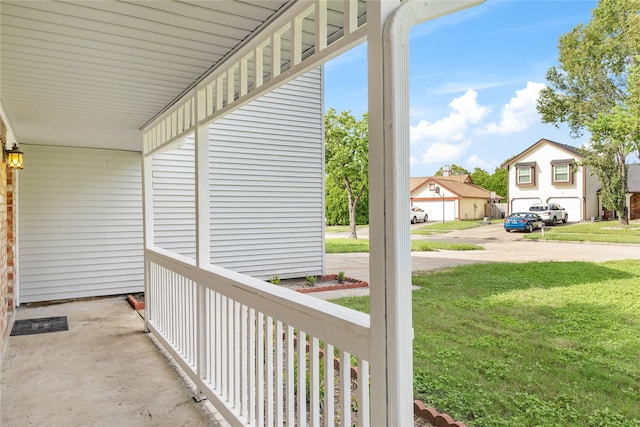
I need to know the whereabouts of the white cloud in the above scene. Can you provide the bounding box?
[421,141,471,164]
[466,154,497,171]
[410,90,489,144]
[482,82,546,135]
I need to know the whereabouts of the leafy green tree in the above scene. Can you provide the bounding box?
[470,167,508,199]
[325,179,369,226]
[537,0,640,224]
[325,108,368,238]
[435,164,470,176]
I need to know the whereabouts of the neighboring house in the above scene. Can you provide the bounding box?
[410,174,500,221]
[502,138,600,222]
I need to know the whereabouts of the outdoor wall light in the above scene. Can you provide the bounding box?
[6,143,23,169]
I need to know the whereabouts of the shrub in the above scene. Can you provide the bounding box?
[305,275,316,286]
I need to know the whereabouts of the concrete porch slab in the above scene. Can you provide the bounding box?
[1,296,230,427]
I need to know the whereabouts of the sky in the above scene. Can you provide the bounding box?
[324,0,623,177]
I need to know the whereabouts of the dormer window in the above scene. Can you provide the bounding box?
[551,160,574,184]
[515,162,535,186]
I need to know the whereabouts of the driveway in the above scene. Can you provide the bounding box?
[324,222,640,299]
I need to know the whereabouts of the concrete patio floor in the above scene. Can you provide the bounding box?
[0,296,230,427]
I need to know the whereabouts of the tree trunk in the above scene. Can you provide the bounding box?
[619,206,629,225]
[345,178,358,239]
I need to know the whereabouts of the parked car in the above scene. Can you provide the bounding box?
[504,212,543,233]
[529,203,568,225]
[410,206,428,224]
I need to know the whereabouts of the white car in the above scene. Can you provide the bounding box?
[529,203,568,225]
[410,207,428,224]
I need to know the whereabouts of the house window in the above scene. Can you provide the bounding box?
[517,167,531,184]
[551,160,574,184]
[514,162,535,186]
[429,183,435,190]
[554,164,569,182]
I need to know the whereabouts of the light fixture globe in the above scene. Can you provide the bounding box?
[6,144,23,169]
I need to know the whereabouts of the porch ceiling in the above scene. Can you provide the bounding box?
[0,0,294,151]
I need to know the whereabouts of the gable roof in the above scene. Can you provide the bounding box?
[501,138,582,169]
[410,175,500,200]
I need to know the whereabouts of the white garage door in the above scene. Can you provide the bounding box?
[415,200,456,221]
[548,197,582,223]
[18,145,144,303]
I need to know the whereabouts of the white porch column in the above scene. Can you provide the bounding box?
[194,90,211,381]
[368,1,483,424]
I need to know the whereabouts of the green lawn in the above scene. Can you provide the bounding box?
[325,238,482,253]
[333,260,640,427]
[524,220,640,244]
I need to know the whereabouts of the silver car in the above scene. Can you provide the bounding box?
[529,203,568,225]
[410,207,428,224]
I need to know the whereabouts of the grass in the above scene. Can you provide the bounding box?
[523,220,640,244]
[325,225,369,233]
[325,238,482,253]
[333,260,640,427]
[411,220,484,235]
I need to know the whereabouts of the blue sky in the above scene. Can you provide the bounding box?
[324,0,608,177]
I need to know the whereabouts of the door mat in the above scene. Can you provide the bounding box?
[10,316,68,336]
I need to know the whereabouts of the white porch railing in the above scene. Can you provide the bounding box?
[145,247,371,427]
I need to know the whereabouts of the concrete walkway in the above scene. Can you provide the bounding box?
[1,296,229,427]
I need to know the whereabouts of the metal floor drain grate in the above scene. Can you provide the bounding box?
[10,316,68,336]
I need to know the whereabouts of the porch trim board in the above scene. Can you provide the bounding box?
[143,0,367,155]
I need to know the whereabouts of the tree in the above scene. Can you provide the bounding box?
[470,167,508,199]
[537,0,640,224]
[435,164,470,176]
[325,108,368,239]
[325,179,369,226]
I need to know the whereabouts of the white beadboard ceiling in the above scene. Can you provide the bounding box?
[0,0,296,152]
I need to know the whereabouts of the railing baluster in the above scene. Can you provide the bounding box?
[358,358,370,427]
[266,316,274,426]
[297,330,307,425]
[241,304,249,418]
[234,301,241,409]
[341,350,351,426]
[275,321,284,426]
[285,325,295,427]
[310,337,320,426]
[256,312,265,427]
[324,343,335,426]
[248,308,256,424]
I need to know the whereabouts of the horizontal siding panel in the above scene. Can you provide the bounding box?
[207,69,323,279]
[147,69,324,278]
[21,284,143,304]
[18,145,144,302]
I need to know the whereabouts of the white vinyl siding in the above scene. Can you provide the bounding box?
[209,69,324,278]
[18,145,144,303]
[152,141,196,259]
[149,69,324,279]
